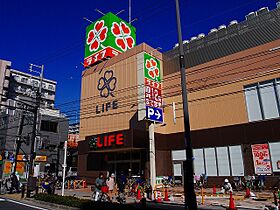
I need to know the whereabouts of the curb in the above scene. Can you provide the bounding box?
[0,196,79,210]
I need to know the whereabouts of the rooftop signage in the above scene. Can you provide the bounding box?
[84,12,136,68]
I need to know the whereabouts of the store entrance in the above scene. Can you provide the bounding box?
[107,150,144,177]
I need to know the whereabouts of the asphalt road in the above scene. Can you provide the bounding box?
[0,198,48,210]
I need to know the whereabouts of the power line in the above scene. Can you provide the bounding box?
[56,48,280,110]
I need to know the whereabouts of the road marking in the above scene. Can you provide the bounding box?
[0,198,5,201]
[5,199,49,210]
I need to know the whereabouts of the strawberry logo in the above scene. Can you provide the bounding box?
[145,58,160,79]
[87,20,108,52]
[111,21,135,51]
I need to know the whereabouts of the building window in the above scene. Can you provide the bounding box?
[40,120,58,133]
[172,145,244,176]
[31,80,39,87]
[269,142,280,172]
[21,77,28,83]
[48,84,54,91]
[244,79,280,122]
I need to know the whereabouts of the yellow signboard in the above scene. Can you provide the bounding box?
[35,156,47,162]
[16,155,47,162]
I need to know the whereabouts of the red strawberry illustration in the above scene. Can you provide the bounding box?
[151,59,157,67]
[116,38,126,51]
[149,70,155,78]
[126,37,134,48]
[121,22,130,34]
[99,28,107,41]
[112,23,121,35]
[95,21,103,31]
[146,60,151,69]
[154,68,159,77]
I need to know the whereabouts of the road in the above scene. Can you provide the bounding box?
[0,198,48,210]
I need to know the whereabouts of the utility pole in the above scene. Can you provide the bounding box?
[27,64,44,197]
[12,111,25,173]
[61,141,67,196]
[175,0,198,209]
[149,122,156,200]
[129,0,131,23]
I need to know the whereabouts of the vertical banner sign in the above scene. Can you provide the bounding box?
[143,53,163,123]
[251,144,272,175]
[84,12,136,67]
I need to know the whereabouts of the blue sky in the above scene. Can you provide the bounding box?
[0,0,277,112]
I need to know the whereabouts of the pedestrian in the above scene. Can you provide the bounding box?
[10,173,20,193]
[106,173,116,200]
[94,173,104,201]
[221,179,233,194]
[258,174,265,190]
[117,172,126,193]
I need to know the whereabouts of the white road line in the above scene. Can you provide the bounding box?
[0,198,5,201]
[5,199,49,210]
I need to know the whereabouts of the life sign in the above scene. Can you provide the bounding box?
[89,133,124,150]
[84,12,136,67]
[143,53,164,123]
[146,106,163,123]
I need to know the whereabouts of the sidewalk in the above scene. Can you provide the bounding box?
[0,186,278,210]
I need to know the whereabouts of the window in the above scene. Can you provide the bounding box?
[21,77,28,83]
[216,147,230,176]
[40,120,58,133]
[244,79,280,122]
[204,148,217,176]
[193,149,205,175]
[269,142,280,172]
[229,145,244,176]
[48,84,54,91]
[172,146,245,176]
[173,164,182,176]
[31,80,39,87]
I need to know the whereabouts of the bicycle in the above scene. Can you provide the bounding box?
[92,186,111,202]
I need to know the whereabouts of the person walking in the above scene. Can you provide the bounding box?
[94,173,105,201]
[106,173,116,200]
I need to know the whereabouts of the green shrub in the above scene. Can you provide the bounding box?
[34,193,88,208]
[34,194,136,210]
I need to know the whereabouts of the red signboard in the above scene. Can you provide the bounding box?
[89,133,124,150]
[68,134,79,148]
[251,144,272,175]
[144,78,162,108]
[84,47,121,67]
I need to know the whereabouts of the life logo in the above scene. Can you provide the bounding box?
[97,70,117,98]
[95,69,119,114]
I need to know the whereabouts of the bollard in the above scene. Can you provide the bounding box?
[35,186,39,195]
[201,188,205,205]
[21,184,25,199]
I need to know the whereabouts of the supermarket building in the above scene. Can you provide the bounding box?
[78,5,280,185]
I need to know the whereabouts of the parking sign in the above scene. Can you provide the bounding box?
[146,106,163,123]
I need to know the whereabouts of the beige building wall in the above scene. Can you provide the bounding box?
[80,43,162,140]
[156,39,280,134]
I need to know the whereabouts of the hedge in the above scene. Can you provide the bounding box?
[34,194,136,210]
